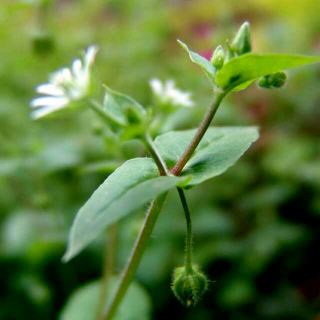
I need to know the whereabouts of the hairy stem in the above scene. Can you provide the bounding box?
[170,89,227,176]
[177,187,193,274]
[103,193,168,319]
[97,223,118,320]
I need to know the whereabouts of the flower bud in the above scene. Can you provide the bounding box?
[231,21,252,55]
[211,45,225,69]
[258,71,287,89]
[172,265,208,307]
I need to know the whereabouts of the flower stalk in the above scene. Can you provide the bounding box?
[177,187,193,274]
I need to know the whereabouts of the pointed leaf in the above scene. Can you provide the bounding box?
[60,277,151,320]
[155,127,259,188]
[63,158,187,261]
[178,40,215,82]
[216,53,320,90]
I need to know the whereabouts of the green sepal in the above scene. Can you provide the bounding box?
[103,85,146,126]
[102,85,148,140]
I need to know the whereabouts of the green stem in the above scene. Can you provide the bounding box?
[177,187,193,274]
[142,133,168,176]
[170,89,227,176]
[97,223,118,320]
[103,193,168,320]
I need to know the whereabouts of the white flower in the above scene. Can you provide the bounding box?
[30,45,98,119]
[149,78,193,108]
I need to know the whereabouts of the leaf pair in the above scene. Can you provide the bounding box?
[63,127,259,261]
[178,40,320,91]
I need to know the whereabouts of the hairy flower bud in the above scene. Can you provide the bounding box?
[211,45,225,69]
[231,21,252,55]
[172,265,208,307]
[258,71,287,89]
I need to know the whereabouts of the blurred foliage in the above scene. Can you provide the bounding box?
[1,0,320,319]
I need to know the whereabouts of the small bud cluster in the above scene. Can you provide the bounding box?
[210,23,289,90]
[172,264,208,307]
[258,71,287,89]
[211,21,252,70]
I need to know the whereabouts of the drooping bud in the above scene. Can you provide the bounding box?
[231,21,252,55]
[172,265,208,307]
[211,45,225,69]
[258,71,287,89]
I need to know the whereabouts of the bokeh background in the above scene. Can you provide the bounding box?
[1,0,320,319]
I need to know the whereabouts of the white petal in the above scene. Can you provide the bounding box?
[68,87,84,100]
[174,92,193,107]
[31,104,66,119]
[183,99,193,107]
[30,96,69,108]
[165,80,175,92]
[51,68,73,85]
[61,68,73,82]
[150,78,163,96]
[72,59,83,79]
[84,45,99,66]
[36,83,65,96]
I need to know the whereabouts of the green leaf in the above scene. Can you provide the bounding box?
[79,160,123,175]
[63,158,187,261]
[60,277,151,320]
[103,85,147,126]
[215,53,320,90]
[177,40,215,82]
[232,79,255,92]
[155,127,259,188]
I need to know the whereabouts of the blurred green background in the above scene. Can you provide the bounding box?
[1,0,320,319]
